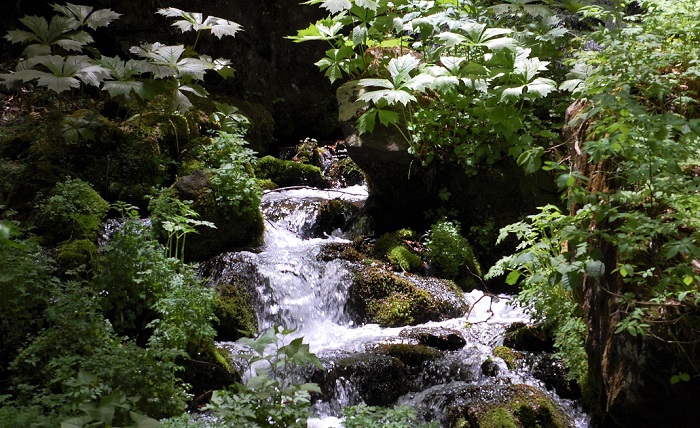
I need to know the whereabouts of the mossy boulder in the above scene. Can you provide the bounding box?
[200,252,263,341]
[171,170,265,261]
[399,327,467,352]
[179,345,240,407]
[255,155,327,188]
[34,178,110,245]
[373,343,443,367]
[347,266,468,327]
[213,283,258,341]
[55,238,98,272]
[411,382,574,428]
[493,346,523,371]
[375,231,423,272]
[503,322,554,353]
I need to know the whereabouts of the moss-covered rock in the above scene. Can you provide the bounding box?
[503,322,554,353]
[413,383,574,428]
[375,231,423,272]
[168,170,265,261]
[213,283,258,341]
[55,238,98,272]
[35,178,110,244]
[312,353,413,407]
[399,327,467,352]
[493,346,523,371]
[179,344,240,407]
[255,155,327,188]
[374,343,442,367]
[348,266,468,327]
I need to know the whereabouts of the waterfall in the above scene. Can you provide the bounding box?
[211,185,590,428]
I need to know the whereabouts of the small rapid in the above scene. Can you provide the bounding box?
[211,185,590,427]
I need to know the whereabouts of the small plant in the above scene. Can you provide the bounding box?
[206,327,324,427]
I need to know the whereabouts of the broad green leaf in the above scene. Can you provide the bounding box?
[435,31,466,48]
[60,415,93,428]
[377,108,399,125]
[320,0,353,14]
[387,54,419,85]
[506,270,521,285]
[355,0,379,11]
[358,78,394,90]
[202,16,243,39]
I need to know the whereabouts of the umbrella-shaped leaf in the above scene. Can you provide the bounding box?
[387,54,419,85]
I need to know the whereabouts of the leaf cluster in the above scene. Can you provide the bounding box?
[1,4,239,112]
[293,0,572,174]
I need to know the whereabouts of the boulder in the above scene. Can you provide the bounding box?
[399,327,467,352]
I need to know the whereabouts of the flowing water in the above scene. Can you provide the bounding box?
[213,185,590,427]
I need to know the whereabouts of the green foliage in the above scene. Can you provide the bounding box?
[1,3,238,112]
[35,177,110,243]
[293,0,570,174]
[205,327,323,427]
[341,403,438,428]
[486,205,590,384]
[3,3,120,58]
[203,131,262,216]
[149,190,216,262]
[425,220,481,279]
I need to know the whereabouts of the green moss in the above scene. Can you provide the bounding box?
[56,239,98,272]
[481,407,518,428]
[257,178,278,191]
[35,178,110,244]
[351,267,438,327]
[494,346,522,370]
[254,155,325,188]
[375,232,422,272]
[213,283,258,341]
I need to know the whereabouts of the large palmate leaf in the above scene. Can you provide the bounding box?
[51,3,121,30]
[304,0,353,15]
[458,22,515,51]
[4,15,90,57]
[157,8,242,39]
[13,55,108,93]
[498,55,556,102]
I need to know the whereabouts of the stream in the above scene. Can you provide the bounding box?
[209,185,590,427]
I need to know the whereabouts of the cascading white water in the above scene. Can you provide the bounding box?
[216,185,590,428]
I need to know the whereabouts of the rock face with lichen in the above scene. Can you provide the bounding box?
[411,383,575,428]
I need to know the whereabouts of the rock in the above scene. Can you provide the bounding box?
[347,266,469,327]
[503,322,554,353]
[313,352,413,407]
[399,327,467,352]
[199,252,262,341]
[254,155,327,188]
[406,382,575,428]
[493,346,523,371]
[172,171,265,261]
[373,343,443,367]
[532,354,581,400]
